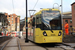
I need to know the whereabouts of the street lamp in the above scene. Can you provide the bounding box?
[53,3,60,9]
[53,0,63,30]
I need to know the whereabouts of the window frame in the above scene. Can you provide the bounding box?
[12,21,13,23]
[12,18,13,20]
[70,20,72,23]
[65,20,68,23]
[9,18,10,20]
[12,16,13,17]
[74,6,75,10]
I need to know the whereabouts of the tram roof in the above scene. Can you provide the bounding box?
[34,8,60,15]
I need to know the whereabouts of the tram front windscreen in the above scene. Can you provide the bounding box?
[41,10,62,30]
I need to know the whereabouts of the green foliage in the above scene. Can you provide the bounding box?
[17,16,20,17]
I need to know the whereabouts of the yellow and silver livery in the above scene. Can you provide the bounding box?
[28,8,63,43]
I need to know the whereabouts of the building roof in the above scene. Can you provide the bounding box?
[63,12,71,15]
[62,11,72,19]
[63,15,72,19]
[71,2,75,6]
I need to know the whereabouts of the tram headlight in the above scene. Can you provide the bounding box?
[58,31,61,36]
[43,31,47,36]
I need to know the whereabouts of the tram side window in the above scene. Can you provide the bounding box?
[39,14,41,24]
[36,17,41,28]
[32,18,35,27]
[36,17,38,24]
[36,17,39,28]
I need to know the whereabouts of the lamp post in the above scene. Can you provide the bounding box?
[61,0,63,30]
[25,0,28,42]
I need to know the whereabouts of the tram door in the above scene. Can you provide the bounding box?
[30,17,35,41]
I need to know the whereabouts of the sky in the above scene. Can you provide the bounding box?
[0,0,75,20]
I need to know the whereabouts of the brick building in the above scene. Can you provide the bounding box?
[5,13,20,32]
[71,2,75,28]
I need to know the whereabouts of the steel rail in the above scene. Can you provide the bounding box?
[0,39,11,50]
[17,38,21,50]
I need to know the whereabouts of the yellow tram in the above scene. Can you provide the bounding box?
[28,8,63,43]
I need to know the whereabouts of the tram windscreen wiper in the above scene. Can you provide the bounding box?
[44,24,53,33]
[48,25,53,33]
[50,29,53,33]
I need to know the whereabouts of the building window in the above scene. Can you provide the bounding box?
[74,14,75,17]
[9,15,10,17]
[12,24,13,26]
[12,16,13,17]
[9,18,10,20]
[70,20,72,23]
[74,6,75,10]
[12,21,13,23]
[9,21,10,22]
[6,16,7,17]
[12,18,13,20]
[65,20,68,23]
[70,25,72,28]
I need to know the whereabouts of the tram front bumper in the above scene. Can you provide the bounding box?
[41,36,62,43]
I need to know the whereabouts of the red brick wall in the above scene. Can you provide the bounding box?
[16,17,20,23]
[72,3,75,27]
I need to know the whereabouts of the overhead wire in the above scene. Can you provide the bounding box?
[33,0,39,10]
[32,0,39,15]
[12,0,15,13]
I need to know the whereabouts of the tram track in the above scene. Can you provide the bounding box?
[0,39,11,50]
[0,37,21,50]
[34,43,75,50]
[55,43,75,50]
[17,38,21,50]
